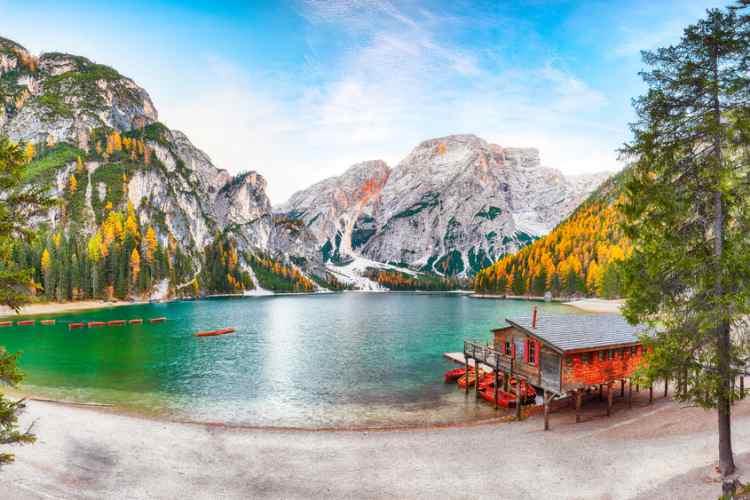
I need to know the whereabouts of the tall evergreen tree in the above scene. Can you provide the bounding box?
[0,136,43,463]
[621,5,750,478]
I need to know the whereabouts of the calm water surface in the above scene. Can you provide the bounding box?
[1,293,583,428]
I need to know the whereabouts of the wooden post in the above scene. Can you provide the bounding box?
[575,390,583,424]
[607,383,613,416]
[620,379,625,398]
[664,377,668,398]
[475,362,481,396]
[515,380,522,420]
[494,360,499,410]
[628,378,633,409]
[543,389,550,431]
[636,383,640,393]
[648,383,653,404]
[464,354,469,394]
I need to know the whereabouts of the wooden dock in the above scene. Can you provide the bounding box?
[443,352,495,373]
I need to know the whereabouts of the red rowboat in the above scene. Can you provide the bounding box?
[149,317,167,324]
[457,369,486,389]
[107,320,126,326]
[88,321,106,327]
[128,319,143,324]
[194,327,235,337]
[16,320,35,326]
[69,322,85,330]
[444,367,467,383]
[0,321,12,327]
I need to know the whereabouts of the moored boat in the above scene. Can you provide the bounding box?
[16,320,35,326]
[107,320,126,326]
[69,322,85,329]
[457,369,486,389]
[0,321,12,327]
[88,321,106,327]
[128,319,143,324]
[149,317,167,323]
[40,319,56,325]
[194,327,235,337]
[444,367,467,383]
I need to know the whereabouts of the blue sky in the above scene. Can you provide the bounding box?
[1,0,731,203]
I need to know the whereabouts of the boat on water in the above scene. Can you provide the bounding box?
[444,367,468,383]
[478,377,536,407]
[69,322,85,329]
[149,317,167,323]
[194,327,235,337]
[16,320,35,326]
[40,320,56,325]
[128,319,143,324]
[0,321,12,327]
[107,320,126,326]
[457,369,486,389]
[88,321,106,327]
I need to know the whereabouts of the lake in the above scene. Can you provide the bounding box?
[0,293,583,428]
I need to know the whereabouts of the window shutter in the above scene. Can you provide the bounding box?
[535,341,541,367]
[524,340,529,363]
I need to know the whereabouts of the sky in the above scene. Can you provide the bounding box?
[1,0,732,203]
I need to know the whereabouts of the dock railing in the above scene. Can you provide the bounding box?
[464,340,513,373]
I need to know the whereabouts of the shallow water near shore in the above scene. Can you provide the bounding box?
[2,293,583,428]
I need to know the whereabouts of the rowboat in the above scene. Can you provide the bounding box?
[444,367,467,383]
[16,320,35,326]
[457,369,486,389]
[128,319,143,324]
[88,321,106,327]
[107,320,126,326]
[69,322,85,330]
[194,327,235,337]
[148,317,167,324]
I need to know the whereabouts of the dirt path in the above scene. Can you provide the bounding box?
[1,392,747,499]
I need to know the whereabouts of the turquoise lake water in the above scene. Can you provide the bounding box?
[0,293,583,428]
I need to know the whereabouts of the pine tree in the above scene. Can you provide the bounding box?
[621,5,750,478]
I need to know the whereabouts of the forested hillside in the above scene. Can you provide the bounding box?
[472,171,630,298]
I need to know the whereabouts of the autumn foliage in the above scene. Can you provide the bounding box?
[473,196,630,298]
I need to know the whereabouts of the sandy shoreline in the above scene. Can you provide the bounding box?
[1,392,747,499]
[563,298,624,314]
[0,300,145,319]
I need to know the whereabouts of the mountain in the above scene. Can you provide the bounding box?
[281,134,609,277]
[1,35,611,298]
[1,36,323,299]
[472,169,631,298]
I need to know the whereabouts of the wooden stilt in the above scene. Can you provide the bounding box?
[464,354,469,394]
[649,383,653,404]
[664,377,668,398]
[494,360,499,410]
[607,382,613,416]
[515,380,522,420]
[628,378,633,409]
[543,389,550,431]
[575,390,583,423]
[620,379,625,398]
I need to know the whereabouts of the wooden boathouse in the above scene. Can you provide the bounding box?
[462,309,650,430]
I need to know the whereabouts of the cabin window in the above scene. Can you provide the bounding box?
[606,350,612,360]
[581,352,591,363]
[566,356,573,366]
[514,338,524,360]
[505,338,512,355]
[598,350,606,361]
[528,340,536,365]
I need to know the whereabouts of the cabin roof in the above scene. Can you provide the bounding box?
[506,314,644,353]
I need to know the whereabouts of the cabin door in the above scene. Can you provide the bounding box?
[540,350,561,393]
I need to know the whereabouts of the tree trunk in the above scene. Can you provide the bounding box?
[711,33,735,477]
